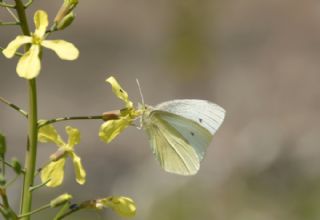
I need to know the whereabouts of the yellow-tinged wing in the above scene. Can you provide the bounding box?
[144,113,200,175]
[151,110,212,161]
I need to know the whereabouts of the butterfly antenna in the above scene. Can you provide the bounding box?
[136,78,145,106]
[136,78,145,130]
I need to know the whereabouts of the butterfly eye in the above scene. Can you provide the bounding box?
[119,89,123,93]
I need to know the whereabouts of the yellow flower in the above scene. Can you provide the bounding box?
[96,196,136,217]
[38,125,86,187]
[106,76,133,109]
[99,76,141,144]
[99,114,132,144]
[2,10,79,79]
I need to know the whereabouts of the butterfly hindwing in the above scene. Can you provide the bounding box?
[144,113,200,175]
[151,110,212,161]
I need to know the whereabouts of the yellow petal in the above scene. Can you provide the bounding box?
[102,196,136,217]
[69,152,86,185]
[65,126,80,148]
[38,124,65,147]
[34,10,49,38]
[106,76,133,108]
[41,40,79,60]
[41,159,66,187]
[2,36,32,58]
[99,117,131,144]
[16,45,41,79]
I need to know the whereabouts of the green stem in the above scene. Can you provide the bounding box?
[29,179,50,192]
[0,159,26,174]
[53,203,70,220]
[20,79,38,220]
[1,157,4,176]
[0,96,28,118]
[0,188,10,208]
[0,206,6,219]
[0,21,20,26]
[34,160,50,177]
[18,204,50,219]
[0,188,18,219]
[14,1,37,219]
[6,7,20,23]
[0,2,15,8]
[5,174,20,188]
[55,203,85,220]
[39,115,104,128]
[14,0,30,35]
[24,0,33,8]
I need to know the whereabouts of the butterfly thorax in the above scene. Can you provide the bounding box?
[140,104,155,128]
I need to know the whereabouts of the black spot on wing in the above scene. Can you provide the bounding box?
[199,118,203,123]
[190,131,194,136]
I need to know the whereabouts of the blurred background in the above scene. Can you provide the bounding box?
[1,0,320,219]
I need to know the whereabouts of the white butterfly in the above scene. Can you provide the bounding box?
[141,99,225,175]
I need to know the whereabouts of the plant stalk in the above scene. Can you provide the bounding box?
[20,79,38,220]
[39,115,104,128]
[18,204,50,219]
[14,1,38,219]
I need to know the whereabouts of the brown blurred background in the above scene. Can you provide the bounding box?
[1,0,320,219]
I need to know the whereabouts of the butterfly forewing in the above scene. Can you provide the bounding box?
[144,113,200,175]
[155,99,225,135]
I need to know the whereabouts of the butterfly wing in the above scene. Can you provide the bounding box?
[155,99,225,135]
[143,112,200,175]
[143,99,225,175]
[151,110,212,161]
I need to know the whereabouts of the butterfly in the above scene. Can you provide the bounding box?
[141,99,225,175]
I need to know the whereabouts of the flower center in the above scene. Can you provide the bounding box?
[31,34,43,45]
[64,146,73,153]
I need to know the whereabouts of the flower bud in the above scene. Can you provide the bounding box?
[11,158,22,174]
[56,12,75,30]
[50,193,72,207]
[0,133,6,158]
[54,0,78,25]
[0,174,6,186]
[102,196,136,217]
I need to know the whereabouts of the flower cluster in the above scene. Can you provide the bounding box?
[99,76,142,143]
[2,10,79,79]
[1,2,140,219]
[38,124,86,187]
